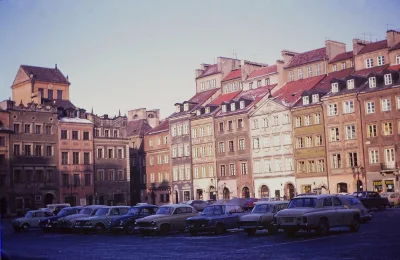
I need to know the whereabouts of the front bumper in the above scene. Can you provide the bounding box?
[135,226,158,231]
[278,223,315,230]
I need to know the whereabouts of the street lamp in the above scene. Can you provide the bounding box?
[352,166,364,192]
[210,178,220,200]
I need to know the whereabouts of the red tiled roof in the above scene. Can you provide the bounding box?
[313,68,354,92]
[284,47,327,69]
[358,40,387,55]
[390,42,400,51]
[197,64,219,79]
[352,65,389,77]
[209,91,241,105]
[146,119,169,135]
[274,75,325,105]
[188,88,219,104]
[127,119,152,136]
[222,69,241,82]
[20,65,69,84]
[328,51,354,64]
[388,64,400,71]
[247,65,277,79]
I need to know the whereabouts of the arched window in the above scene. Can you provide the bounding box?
[286,183,295,199]
[223,187,230,199]
[242,187,250,198]
[337,182,348,193]
[260,185,269,198]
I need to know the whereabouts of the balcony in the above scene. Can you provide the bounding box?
[380,162,398,173]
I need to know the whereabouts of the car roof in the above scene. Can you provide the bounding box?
[84,205,107,209]
[109,206,130,208]
[160,204,195,209]
[255,201,289,205]
[294,194,334,199]
[133,205,159,208]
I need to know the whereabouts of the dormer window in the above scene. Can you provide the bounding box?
[200,82,205,91]
[231,103,236,111]
[312,94,319,103]
[231,82,236,91]
[175,105,181,113]
[240,101,245,109]
[205,107,210,114]
[249,82,253,89]
[331,83,339,93]
[347,79,355,90]
[302,96,309,105]
[184,103,189,111]
[384,74,392,85]
[369,77,376,88]
[332,65,337,72]
[196,110,201,116]
[222,105,227,113]
[223,85,229,93]
[366,58,373,68]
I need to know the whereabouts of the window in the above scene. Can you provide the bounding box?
[104,129,109,137]
[253,138,260,149]
[114,130,118,138]
[382,98,391,112]
[317,159,325,172]
[346,125,356,140]
[314,113,321,124]
[307,160,315,172]
[331,83,339,93]
[397,54,400,64]
[183,103,189,111]
[45,125,52,134]
[341,62,346,69]
[108,148,114,158]
[219,142,225,153]
[83,131,89,140]
[273,135,279,146]
[297,161,305,173]
[315,135,323,146]
[241,162,247,175]
[275,158,282,171]
[307,66,312,77]
[172,147,177,158]
[249,82,253,89]
[348,152,358,167]
[220,165,226,176]
[350,60,354,67]
[253,119,259,129]
[194,167,199,178]
[219,122,224,132]
[263,136,270,147]
[305,136,312,147]
[285,158,293,171]
[257,80,262,87]
[238,139,245,150]
[62,174,69,186]
[229,164,235,176]
[24,124,30,133]
[209,166,214,177]
[97,148,103,158]
[62,152,68,165]
[328,104,338,116]
[330,127,339,142]
[283,114,290,124]
[265,160,272,172]
[367,124,377,138]
[385,148,395,163]
[83,152,90,164]
[199,127,204,136]
[222,105,227,113]
[48,89,53,99]
[35,145,42,156]
[383,122,393,135]
[228,140,234,152]
[172,127,177,137]
[200,82,204,91]
[150,173,155,183]
[347,79,354,90]
[316,64,321,75]
[24,145,31,156]
[265,78,270,85]
[305,115,311,126]
[192,128,197,138]
[296,137,303,148]
[228,121,233,131]
[298,69,303,79]
[239,101,245,109]
[207,125,212,135]
[164,136,168,144]
[366,58,373,68]
[164,154,169,163]
[46,145,52,156]
[35,125,41,134]
[207,145,213,156]
[295,117,302,127]
[177,125,182,136]
[13,123,20,133]
[273,116,279,126]
[73,152,79,164]
[369,150,379,164]
[332,154,342,168]
[366,101,375,114]
[13,144,20,156]
[284,134,291,145]
[173,168,178,181]
[57,90,63,99]
[332,64,337,72]
[263,118,268,127]
[289,71,294,81]
[377,56,385,66]
[343,100,354,114]
[85,174,91,186]
[183,124,188,135]
[384,74,392,85]
[72,131,78,140]
[302,96,309,105]
[312,94,319,103]
[369,77,376,88]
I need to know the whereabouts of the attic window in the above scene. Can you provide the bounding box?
[240,101,245,109]
[231,103,236,111]
[205,107,210,114]
[302,96,309,105]
[331,83,339,93]
[347,79,355,90]
[222,105,227,113]
[312,94,319,103]
[384,74,392,85]
[148,114,154,118]
[369,77,376,88]
[175,105,181,113]
[184,103,189,111]
[196,110,201,116]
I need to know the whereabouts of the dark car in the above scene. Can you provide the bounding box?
[108,205,159,234]
[186,204,248,236]
[352,191,390,210]
[182,200,209,212]
[39,206,83,232]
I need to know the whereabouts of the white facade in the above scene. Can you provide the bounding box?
[249,99,296,199]
[296,176,329,194]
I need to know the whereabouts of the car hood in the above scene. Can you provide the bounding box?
[276,208,319,217]
[136,214,170,222]
[76,216,103,221]
[112,214,137,222]
[186,215,219,221]
[41,216,62,222]
[240,213,273,221]
[64,214,89,220]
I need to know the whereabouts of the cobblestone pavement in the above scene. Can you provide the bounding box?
[1,208,399,260]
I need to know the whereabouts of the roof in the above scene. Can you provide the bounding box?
[284,47,327,69]
[247,65,278,79]
[146,119,169,135]
[388,64,400,71]
[358,40,387,55]
[329,51,354,64]
[208,91,241,106]
[273,75,325,106]
[313,68,354,92]
[42,99,76,110]
[197,64,219,79]
[127,119,152,136]
[59,117,93,124]
[390,41,400,51]
[222,69,241,82]
[20,65,69,84]
[352,65,389,77]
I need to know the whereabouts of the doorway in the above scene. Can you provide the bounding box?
[44,193,54,206]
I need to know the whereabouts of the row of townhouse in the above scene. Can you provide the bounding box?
[144,30,400,204]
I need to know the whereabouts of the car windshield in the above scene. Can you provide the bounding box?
[128,207,140,215]
[252,204,274,213]
[95,208,110,216]
[288,198,317,208]
[156,207,174,215]
[345,197,362,205]
[80,208,94,215]
[25,212,33,218]
[201,205,224,215]
[57,208,71,216]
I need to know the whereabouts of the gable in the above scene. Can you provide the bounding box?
[250,98,287,117]
[12,67,30,86]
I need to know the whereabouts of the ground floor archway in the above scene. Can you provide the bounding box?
[337,182,348,193]
[285,183,295,199]
[223,187,230,199]
[242,187,250,198]
[44,193,54,206]
[209,186,216,200]
[260,185,269,198]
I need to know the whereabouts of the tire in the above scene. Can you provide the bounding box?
[246,228,256,236]
[349,215,361,232]
[189,230,198,236]
[158,224,169,236]
[22,224,30,232]
[95,224,105,234]
[284,228,297,237]
[214,223,224,235]
[126,223,135,235]
[316,218,329,236]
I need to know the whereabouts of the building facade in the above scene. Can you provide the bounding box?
[0,108,13,215]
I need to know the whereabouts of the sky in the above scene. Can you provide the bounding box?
[0,0,399,119]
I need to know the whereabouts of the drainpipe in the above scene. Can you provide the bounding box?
[320,101,330,194]
[356,92,367,191]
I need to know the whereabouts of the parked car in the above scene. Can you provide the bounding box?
[259,197,279,202]
[136,204,198,235]
[186,204,247,236]
[57,205,104,232]
[12,210,54,232]
[239,201,289,236]
[39,206,83,232]
[243,198,259,211]
[275,195,361,237]
[182,200,208,212]
[381,192,400,207]
[108,205,159,234]
[352,191,390,210]
[74,206,130,234]
[336,195,372,223]
[45,203,70,214]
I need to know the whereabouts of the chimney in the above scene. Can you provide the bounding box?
[281,50,297,66]
[387,30,400,48]
[352,39,370,55]
[195,69,204,78]
[325,40,346,61]
[55,64,57,69]
[104,114,108,119]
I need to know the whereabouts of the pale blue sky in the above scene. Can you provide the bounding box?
[0,0,399,118]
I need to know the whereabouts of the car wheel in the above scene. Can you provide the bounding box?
[246,228,256,236]
[316,218,329,236]
[284,228,297,237]
[214,223,224,235]
[189,230,198,236]
[349,215,361,232]
[95,224,105,234]
[158,224,169,236]
[22,224,30,232]
[126,223,135,235]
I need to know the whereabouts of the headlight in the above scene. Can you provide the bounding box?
[151,221,156,226]
[86,221,92,226]
[134,221,137,225]
[47,219,51,223]
[119,221,124,226]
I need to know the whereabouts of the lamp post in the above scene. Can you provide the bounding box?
[210,178,220,200]
[352,166,364,192]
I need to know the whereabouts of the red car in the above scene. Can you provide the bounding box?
[243,198,259,210]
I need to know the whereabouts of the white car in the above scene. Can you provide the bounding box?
[11,210,54,232]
